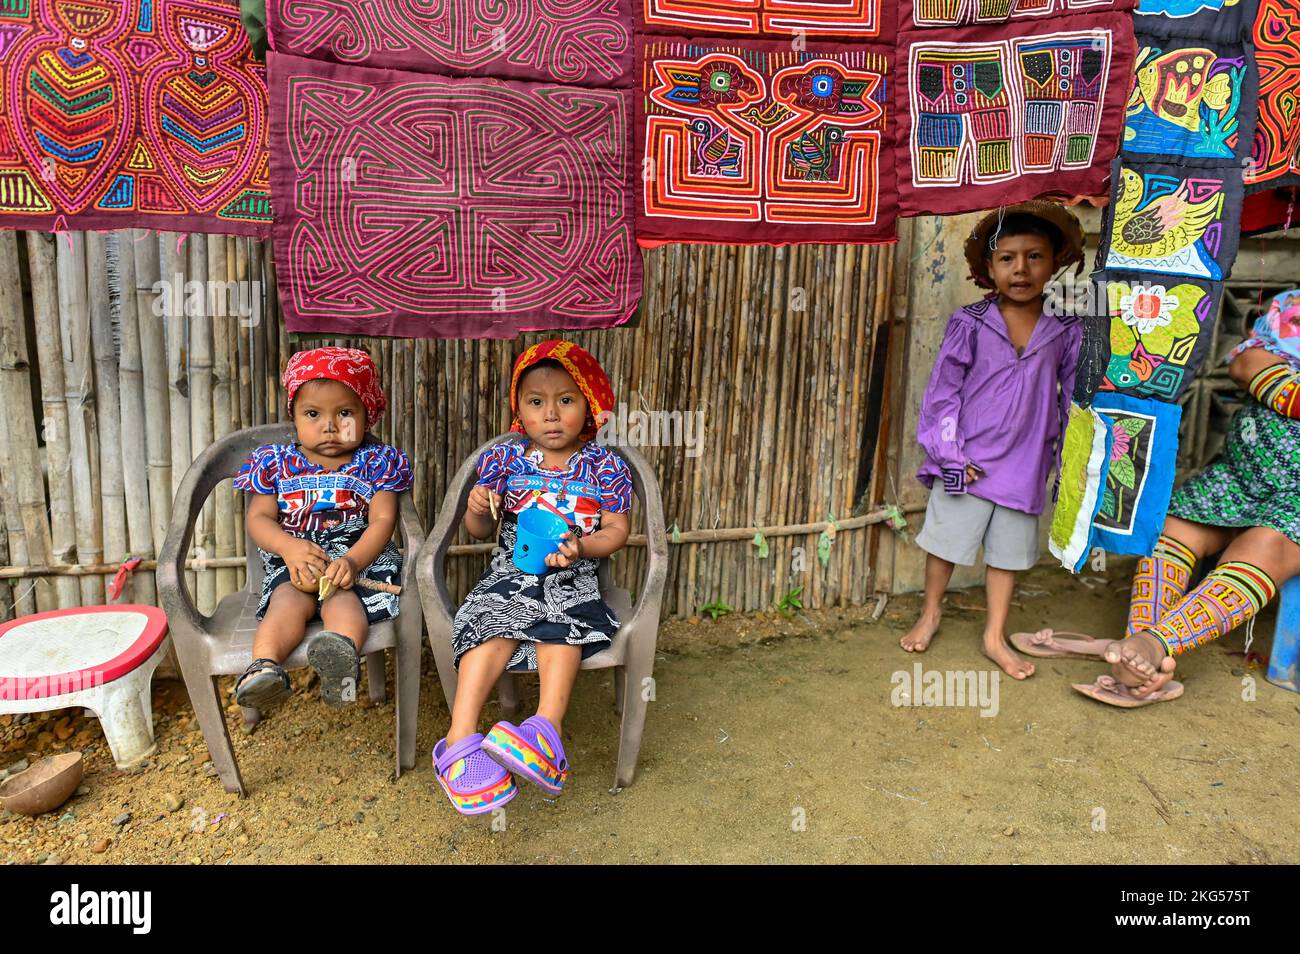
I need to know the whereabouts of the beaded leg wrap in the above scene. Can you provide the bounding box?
[1146,561,1277,656]
[1126,534,1197,638]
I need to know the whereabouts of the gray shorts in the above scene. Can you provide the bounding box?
[915,490,1040,571]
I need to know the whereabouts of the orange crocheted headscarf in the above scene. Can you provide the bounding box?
[509,340,613,442]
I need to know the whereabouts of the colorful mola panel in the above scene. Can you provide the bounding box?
[1095,271,1221,401]
[0,0,271,235]
[1132,0,1259,41]
[895,14,1136,215]
[1123,35,1257,164]
[268,53,640,339]
[636,35,894,245]
[1049,402,1114,573]
[899,0,1134,29]
[1100,160,1243,281]
[1245,0,1299,190]
[1090,392,1182,557]
[638,0,890,38]
[267,0,633,87]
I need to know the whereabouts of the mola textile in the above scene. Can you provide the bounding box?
[1089,392,1183,558]
[0,0,271,235]
[1049,402,1115,573]
[267,0,633,87]
[637,0,892,39]
[894,12,1136,215]
[1098,159,1244,282]
[1094,271,1222,402]
[1123,33,1258,166]
[1132,0,1259,41]
[900,0,1134,29]
[1245,0,1300,191]
[636,34,895,245]
[1240,185,1297,234]
[268,52,640,339]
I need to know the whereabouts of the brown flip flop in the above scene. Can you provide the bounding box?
[1072,675,1184,708]
[1010,629,1109,659]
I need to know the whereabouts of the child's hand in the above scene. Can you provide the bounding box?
[544,532,582,569]
[965,464,981,484]
[467,484,502,519]
[325,555,356,590]
[282,537,328,587]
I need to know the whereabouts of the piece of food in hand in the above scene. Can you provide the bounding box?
[292,573,320,594]
[318,576,334,601]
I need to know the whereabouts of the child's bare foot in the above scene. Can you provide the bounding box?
[1103,632,1177,697]
[445,728,472,747]
[900,609,941,652]
[982,634,1035,680]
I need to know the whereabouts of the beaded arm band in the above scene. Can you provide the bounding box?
[1248,364,1300,420]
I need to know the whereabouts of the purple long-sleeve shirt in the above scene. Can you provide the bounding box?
[916,298,1082,516]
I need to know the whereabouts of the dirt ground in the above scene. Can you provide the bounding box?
[3,559,1298,865]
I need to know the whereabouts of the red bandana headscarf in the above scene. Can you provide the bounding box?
[509,340,614,442]
[282,347,387,425]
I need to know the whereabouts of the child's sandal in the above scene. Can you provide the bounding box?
[432,735,517,816]
[234,658,292,710]
[481,715,569,795]
[306,631,360,706]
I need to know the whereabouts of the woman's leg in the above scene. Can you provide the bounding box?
[447,638,517,746]
[1123,517,1228,637]
[251,585,317,662]
[900,553,955,652]
[1109,526,1300,696]
[535,643,582,734]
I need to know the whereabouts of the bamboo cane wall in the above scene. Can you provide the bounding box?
[0,229,898,624]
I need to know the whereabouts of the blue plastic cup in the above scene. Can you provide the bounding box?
[513,507,570,574]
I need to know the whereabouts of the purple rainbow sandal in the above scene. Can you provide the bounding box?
[481,715,569,795]
[432,734,517,816]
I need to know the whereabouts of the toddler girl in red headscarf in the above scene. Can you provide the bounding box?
[434,340,632,815]
[231,347,413,712]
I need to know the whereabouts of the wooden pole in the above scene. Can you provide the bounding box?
[209,235,237,602]
[112,231,156,605]
[0,490,12,620]
[0,446,37,617]
[26,231,79,609]
[0,231,54,612]
[188,234,215,613]
[132,230,172,565]
[56,232,105,604]
[88,231,128,602]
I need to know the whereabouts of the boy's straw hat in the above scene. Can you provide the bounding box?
[964,200,1086,289]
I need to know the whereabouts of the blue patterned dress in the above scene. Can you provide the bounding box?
[452,440,633,672]
[233,440,413,622]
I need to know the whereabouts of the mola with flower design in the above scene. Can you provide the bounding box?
[1098,273,1220,401]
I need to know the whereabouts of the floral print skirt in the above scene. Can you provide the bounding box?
[451,519,619,673]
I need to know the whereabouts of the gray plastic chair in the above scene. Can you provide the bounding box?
[416,434,668,789]
[159,423,424,796]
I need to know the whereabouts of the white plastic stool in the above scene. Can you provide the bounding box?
[0,605,169,768]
